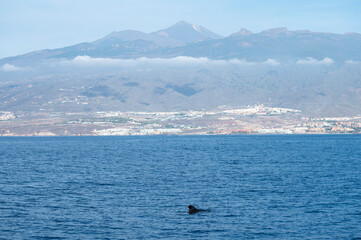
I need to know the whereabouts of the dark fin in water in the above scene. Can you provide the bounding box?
[188,205,210,214]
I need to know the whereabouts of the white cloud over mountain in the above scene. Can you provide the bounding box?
[2,56,340,71]
[65,55,280,67]
[345,60,361,64]
[296,57,334,65]
[1,63,25,71]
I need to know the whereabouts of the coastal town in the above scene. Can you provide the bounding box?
[1,105,361,136]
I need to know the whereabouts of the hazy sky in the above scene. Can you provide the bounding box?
[1,0,360,58]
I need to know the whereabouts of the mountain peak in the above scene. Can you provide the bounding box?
[154,21,222,43]
[230,28,253,37]
[260,27,290,36]
[173,20,192,26]
[171,21,202,32]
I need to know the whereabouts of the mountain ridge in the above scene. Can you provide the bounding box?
[1,21,361,64]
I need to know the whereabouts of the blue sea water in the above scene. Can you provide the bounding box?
[0,135,360,239]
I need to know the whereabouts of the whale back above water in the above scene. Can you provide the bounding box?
[188,205,210,214]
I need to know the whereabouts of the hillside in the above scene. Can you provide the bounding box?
[0,21,360,117]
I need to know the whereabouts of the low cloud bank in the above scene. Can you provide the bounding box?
[1,63,25,72]
[345,60,361,65]
[65,55,280,67]
[263,58,280,66]
[297,57,334,65]
[3,56,342,71]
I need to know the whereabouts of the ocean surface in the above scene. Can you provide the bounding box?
[0,135,360,239]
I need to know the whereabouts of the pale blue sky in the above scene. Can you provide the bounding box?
[0,0,360,58]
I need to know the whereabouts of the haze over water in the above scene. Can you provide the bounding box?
[0,135,360,239]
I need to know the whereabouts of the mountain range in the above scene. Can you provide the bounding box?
[0,21,361,117]
[2,21,361,64]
